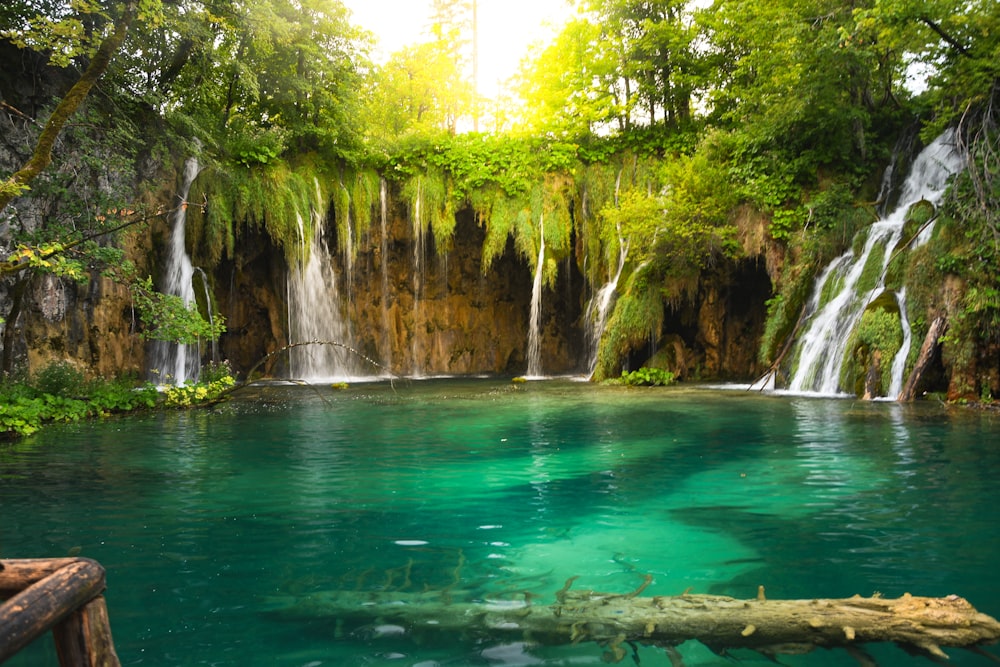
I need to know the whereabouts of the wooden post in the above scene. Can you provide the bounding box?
[53,595,121,667]
[0,558,121,666]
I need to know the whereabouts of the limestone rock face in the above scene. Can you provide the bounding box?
[212,227,291,378]
[20,273,144,378]
[649,261,772,381]
[2,154,769,383]
[312,205,585,377]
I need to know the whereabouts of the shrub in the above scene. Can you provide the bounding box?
[32,361,87,398]
[615,367,676,387]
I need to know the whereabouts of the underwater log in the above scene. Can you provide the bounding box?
[265,584,1000,663]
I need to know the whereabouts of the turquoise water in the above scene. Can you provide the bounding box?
[2,379,999,666]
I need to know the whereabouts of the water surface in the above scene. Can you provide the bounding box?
[2,379,998,666]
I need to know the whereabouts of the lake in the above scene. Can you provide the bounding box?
[2,379,998,666]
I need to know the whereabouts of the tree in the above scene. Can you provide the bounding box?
[514,0,710,138]
[364,41,470,142]
[589,0,700,129]
[0,1,141,212]
[0,0,237,376]
[514,18,620,137]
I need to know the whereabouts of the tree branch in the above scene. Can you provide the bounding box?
[0,1,138,213]
[919,16,972,58]
[0,205,169,277]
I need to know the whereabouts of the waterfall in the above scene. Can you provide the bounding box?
[584,237,629,377]
[340,181,354,301]
[149,157,202,384]
[193,267,217,365]
[411,178,425,376]
[287,212,357,381]
[888,288,912,398]
[787,130,962,396]
[526,217,545,377]
[379,178,393,374]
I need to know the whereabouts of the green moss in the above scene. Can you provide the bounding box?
[855,235,890,296]
[759,260,816,366]
[402,169,455,255]
[902,199,936,241]
[332,177,351,257]
[817,269,845,312]
[592,266,665,381]
[348,168,380,242]
[883,245,908,290]
[840,300,903,396]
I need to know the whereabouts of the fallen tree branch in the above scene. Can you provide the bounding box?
[244,340,392,381]
[264,582,1000,665]
[221,340,397,401]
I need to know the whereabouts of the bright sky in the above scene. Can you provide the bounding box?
[342,0,575,98]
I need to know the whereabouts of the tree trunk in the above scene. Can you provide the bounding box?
[899,316,947,401]
[265,583,1000,664]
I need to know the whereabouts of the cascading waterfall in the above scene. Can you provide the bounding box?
[787,130,963,396]
[584,237,628,376]
[287,212,357,381]
[149,157,202,384]
[526,217,545,377]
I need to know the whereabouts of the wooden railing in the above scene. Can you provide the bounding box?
[0,558,120,666]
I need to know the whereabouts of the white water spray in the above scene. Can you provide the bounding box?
[887,287,912,399]
[787,130,962,396]
[411,178,427,376]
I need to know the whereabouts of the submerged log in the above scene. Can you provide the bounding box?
[266,583,1000,664]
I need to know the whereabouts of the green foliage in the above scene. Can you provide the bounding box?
[348,169,380,243]
[612,367,676,387]
[162,373,235,408]
[0,359,235,438]
[32,360,88,397]
[188,159,327,264]
[0,366,158,439]
[841,303,903,396]
[229,125,287,167]
[130,276,225,345]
